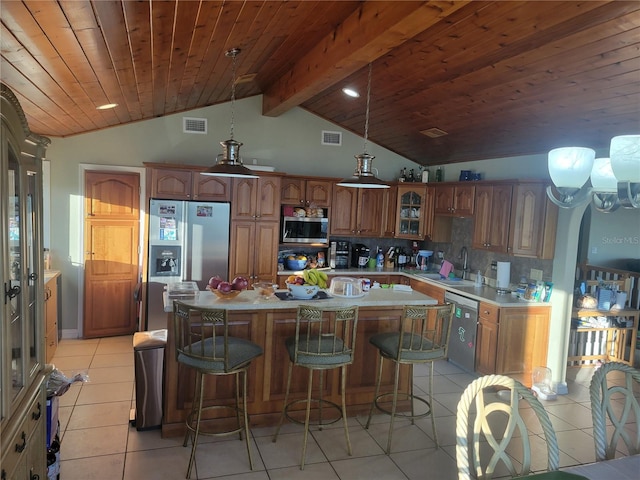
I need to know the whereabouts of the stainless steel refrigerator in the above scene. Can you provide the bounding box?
[145,199,230,330]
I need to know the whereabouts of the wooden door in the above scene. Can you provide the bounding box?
[281,177,305,205]
[487,185,512,252]
[453,185,475,216]
[193,174,231,201]
[150,168,192,199]
[229,221,255,281]
[509,183,545,258]
[84,171,140,338]
[472,185,493,248]
[382,186,397,237]
[305,180,332,207]
[433,185,454,214]
[253,222,280,283]
[256,176,281,221]
[330,185,358,235]
[357,189,385,236]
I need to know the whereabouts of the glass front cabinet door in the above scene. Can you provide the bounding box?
[1,84,50,479]
[395,185,427,239]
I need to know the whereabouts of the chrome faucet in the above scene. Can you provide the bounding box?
[458,246,469,279]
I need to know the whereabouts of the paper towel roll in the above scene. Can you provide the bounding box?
[496,261,511,289]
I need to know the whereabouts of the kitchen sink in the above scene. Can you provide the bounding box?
[413,272,475,287]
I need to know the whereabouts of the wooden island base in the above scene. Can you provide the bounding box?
[162,302,418,437]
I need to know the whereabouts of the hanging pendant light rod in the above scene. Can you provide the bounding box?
[337,62,389,189]
[202,47,258,178]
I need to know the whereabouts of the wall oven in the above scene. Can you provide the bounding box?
[281,216,329,244]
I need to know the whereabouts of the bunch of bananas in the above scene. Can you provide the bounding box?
[303,269,329,288]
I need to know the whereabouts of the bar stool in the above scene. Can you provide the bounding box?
[173,301,263,479]
[272,305,359,469]
[365,303,454,454]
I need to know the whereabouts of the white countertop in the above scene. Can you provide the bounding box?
[279,268,547,308]
[164,287,437,312]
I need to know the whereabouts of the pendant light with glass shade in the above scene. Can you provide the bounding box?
[202,48,258,178]
[337,63,389,189]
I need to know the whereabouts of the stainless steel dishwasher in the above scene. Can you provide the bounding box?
[445,291,479,373]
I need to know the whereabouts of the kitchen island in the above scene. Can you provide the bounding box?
[161,288,437,437]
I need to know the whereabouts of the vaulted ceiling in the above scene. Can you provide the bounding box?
[1,1,639,166]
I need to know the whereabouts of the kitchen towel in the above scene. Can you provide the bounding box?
[496,261,511,289]
[439,260,454,278]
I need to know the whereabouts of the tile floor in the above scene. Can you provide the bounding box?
[50,335,635,479]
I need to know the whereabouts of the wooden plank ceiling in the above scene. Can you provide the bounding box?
[1,1,639,166]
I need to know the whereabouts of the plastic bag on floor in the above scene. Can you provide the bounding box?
[46,368,89,397]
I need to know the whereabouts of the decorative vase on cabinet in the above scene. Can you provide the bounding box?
[1,84,51,479]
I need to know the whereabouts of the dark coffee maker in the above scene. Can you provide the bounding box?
[351,243,370,268]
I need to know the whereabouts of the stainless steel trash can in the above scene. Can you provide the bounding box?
[132,329,167,430]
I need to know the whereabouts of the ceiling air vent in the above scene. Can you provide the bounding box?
[322,130,342,146]
[183,117,208,134]
[421,127,448,138]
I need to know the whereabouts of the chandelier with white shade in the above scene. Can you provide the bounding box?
[546,135,640,213]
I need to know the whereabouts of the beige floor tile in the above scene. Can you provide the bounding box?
[96,341,134,355]
[366,418,434,452]
[123,445,192,480]
[51,355,94,372]
[66,401,131,430]
[255,431,326,470]
[57,405,73,440]
[57,383,82,407]
[126,427,184,452]
[76,381,134,405]
[53,342,98,357]
[99,335,134,344]
[391,446,458,480]
[91,352,134,368]
[193,436,264,477]
[555,428,598,465]
[544,402,594,429]
[331,453,408,480]
[61,424,128,460]
[268,462,339,480]
[312,422,384,460]
[87,365,134,384]
[60,454,125,480]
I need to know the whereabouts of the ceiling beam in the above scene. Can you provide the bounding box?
[261,0,471,117]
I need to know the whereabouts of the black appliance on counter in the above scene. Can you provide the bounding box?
[352,243,370,268]
[329,240,350,269]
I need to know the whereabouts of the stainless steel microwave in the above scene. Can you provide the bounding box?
[281,216,329,244]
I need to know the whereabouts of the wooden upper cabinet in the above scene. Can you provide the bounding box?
[149,166,230,201]
[382,186,398,237]
[281,177,333,207]
[433,184,475,216]
[231,175,281,221]
[329,185,359,235]
[329,185,384,236]
[508,182,558,259]
[472,184,513,253]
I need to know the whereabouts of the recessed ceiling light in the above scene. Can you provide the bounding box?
[342,87,359,98]
[96,103,118,110]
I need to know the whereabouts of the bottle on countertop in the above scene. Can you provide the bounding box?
[422,168,430,183]
[435,167,443,182]
[408,168,415,182]
[399,167,407,182]
[475,270,483,288]
[376,248,384,269]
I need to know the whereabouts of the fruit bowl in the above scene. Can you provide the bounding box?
[253,282,276,299]
[209,287,241,299]
[286,258,308,270]
[286,282,319,299]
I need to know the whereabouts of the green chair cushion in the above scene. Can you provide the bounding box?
[370,332,444,361]
[178,337,263,373]
[285,335,352,366]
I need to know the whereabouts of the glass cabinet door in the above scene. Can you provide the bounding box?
[395,186,425,239]
[26,170,40,376]
[7,146,25,402]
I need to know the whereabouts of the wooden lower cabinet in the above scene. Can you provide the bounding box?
[410,279,445,304]
[161,306,409,436]
[44,274,60,363]
[475,304,550,384]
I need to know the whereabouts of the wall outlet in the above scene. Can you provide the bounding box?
[437,251,444,260]
[491,261,497,271]
[530,268,543,281]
